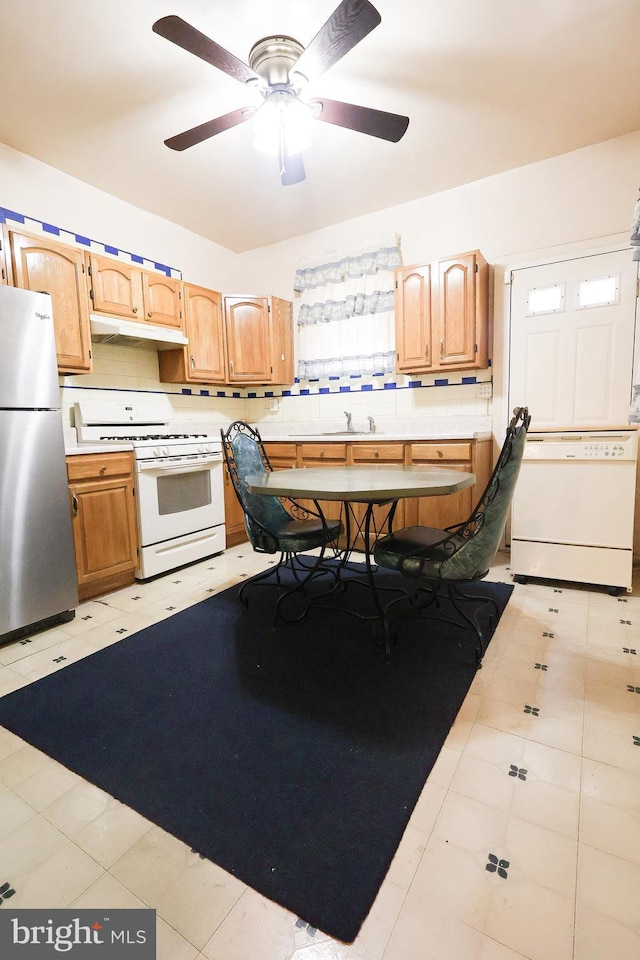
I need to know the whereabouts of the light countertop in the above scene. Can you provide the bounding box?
[255,416,493,442]
[261,430,492,442]
[65,443,134,456]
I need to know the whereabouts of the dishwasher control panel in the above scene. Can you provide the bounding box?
[524,431,638,461]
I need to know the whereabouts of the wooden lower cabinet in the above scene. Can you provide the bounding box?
[405,440,492,530]
[66,452,138,601]
[228,436,492,552]
[295,443,347,533]
[349,442,406,550]
[223,462,248,547]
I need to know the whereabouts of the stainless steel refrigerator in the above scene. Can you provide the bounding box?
[0,285,78,643]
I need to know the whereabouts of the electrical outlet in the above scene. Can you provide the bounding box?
[478,382,492,398]
[269,398,280,413]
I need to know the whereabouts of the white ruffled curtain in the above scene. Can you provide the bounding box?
[294,236,402,380]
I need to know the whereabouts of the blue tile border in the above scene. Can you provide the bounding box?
[62,372,492,402]
[0,206,183,279]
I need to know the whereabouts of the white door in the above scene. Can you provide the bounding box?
[509,250,638,428]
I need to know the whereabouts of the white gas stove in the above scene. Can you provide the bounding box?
[75,399,226,579]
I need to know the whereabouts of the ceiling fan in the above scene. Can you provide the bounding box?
[152,0,409,185]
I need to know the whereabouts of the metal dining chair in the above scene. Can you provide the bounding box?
[373,407,531,664]
[220,420,343,620]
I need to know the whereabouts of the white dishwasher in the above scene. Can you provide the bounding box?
[511,429,638,593]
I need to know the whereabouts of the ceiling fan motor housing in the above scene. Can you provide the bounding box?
[248,36,306,87]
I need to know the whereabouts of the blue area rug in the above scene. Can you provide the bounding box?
[0,564,512,941]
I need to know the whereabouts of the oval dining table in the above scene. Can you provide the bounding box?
[244,463,476,651]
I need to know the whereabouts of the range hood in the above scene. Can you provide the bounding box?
[90,314,188,349]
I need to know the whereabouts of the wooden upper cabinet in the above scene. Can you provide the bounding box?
[224,295,273,383]
[395,264,431,372]
[395,250,489,373]
[158,283,226,384]
[436,253,485,367]
[270,295,294,384]
[223,294,294,385]
[88,252,183,328]
[0,234,8,285]
[88,253,143,319]
[142,272,182,327]
[184,284,225,381]
[7,228,92,374]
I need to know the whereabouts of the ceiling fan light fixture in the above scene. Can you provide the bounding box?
[252,90,315,158]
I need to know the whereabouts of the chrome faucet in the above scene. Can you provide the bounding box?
[367,416,376,434]
[344,411,354,433]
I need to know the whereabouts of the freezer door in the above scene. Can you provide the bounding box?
[0,286,59,409]
[0,410,78,638]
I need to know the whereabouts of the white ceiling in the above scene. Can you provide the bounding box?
[1,0,639,253]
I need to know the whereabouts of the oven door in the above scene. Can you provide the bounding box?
[136,453,225,546]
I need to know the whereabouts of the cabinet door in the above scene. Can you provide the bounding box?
[408,442,475,529]
[434,253,481,368]
[395,264,432,372]
[270,296,294,384]
[142,272,183,327]
[8,230,92,374]
[70,476,138,599]
[88,253,144,319]
[224,295,272,382]
[298,443,347,531]
[223,463,248,547]
[262,442,298,469]
[349,443,406,548]
[184,283,226,381]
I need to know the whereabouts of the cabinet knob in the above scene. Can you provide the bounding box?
[72,492,79,517]
[437,449,443,458]
[100,464,107,474]
[375,451,380,458]
[147,311,152,318]
[440,338,445,359]
[132,306,138,314]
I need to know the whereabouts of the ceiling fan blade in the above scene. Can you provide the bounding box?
[152,15,261,86]
[293,0,381,82]
[280,151,306,186]
[313,98,409,142]
[164,108,250,151]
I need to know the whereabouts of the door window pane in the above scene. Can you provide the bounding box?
[526,283,565,316]
[577,274,619,308]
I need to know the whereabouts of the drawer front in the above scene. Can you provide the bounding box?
[410,442,472,463]
[351,443,405,462]
[263,442,297,467]
[300,443,347,461]
[263,442,296,459]
[67,452,133,481]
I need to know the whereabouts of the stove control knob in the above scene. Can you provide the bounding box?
[152,447,161,458]
[198,443,213,454]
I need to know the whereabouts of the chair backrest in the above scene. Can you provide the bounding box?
[220,421,290,550]
[439,406,531,581]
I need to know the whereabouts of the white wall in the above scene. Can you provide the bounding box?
[0,142,239,292]
[237,131,640,294]
[1,132,639,440]
[238,130,640,435]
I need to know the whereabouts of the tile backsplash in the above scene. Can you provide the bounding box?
[60,341,492,437]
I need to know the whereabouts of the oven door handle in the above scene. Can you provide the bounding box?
[137,456,222,474]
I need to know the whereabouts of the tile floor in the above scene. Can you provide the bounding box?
[0,545,639,960]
